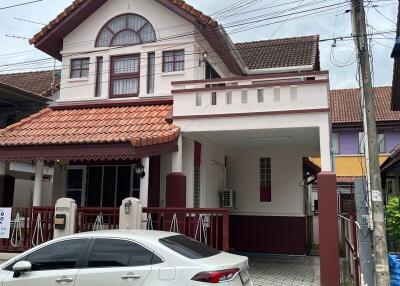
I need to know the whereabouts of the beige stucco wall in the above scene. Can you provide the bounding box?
[59,0,232,102]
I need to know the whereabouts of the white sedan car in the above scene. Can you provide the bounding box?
[0,230,253,285]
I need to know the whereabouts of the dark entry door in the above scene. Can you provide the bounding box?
[148,156,160,207]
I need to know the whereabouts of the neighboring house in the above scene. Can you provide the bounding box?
[313,86,400,188]
[0,70,60,208]
[0,0,332,255]
[0,70,60,128]
[330,86,400,188]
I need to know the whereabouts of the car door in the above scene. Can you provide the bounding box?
[2,238,90,286]
[74,238,154,286]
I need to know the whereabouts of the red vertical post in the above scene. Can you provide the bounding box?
[222,210,230,252]
[317,172,340,286]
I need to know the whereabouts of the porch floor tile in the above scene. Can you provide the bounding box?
[248,255,320,286]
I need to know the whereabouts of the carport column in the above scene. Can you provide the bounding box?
[33,160,44,207]
[319,126,333,172]
[139,157,150,208]
[172,134,183,173]
[317,172,340,286]
[166,135,186,208]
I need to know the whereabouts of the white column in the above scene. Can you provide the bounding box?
[33,160,44,207]
[172,135,183,173]
[139,157,150,208]
[0,161,6,176]
[319,126,333,172]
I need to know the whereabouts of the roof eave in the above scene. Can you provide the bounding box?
[31,0,107,60]
[0,82,51,103]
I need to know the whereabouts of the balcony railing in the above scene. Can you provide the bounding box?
[171,71,330,120]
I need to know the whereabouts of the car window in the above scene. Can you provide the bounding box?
[88,239,134,268]
[159,235,220,259]
[130,243,162,266]
[24,239,89,271]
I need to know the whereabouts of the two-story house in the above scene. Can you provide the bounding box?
[0,0,334,256]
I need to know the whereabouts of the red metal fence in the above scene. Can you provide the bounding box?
[143,208,230,252]
[0,206,230,253]
[339,212,360,286]
[76,207,119,233]
[0,207,54,253]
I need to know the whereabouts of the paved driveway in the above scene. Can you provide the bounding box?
[248,255,320,286]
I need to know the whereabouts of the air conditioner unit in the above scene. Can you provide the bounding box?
[219,189,236,209]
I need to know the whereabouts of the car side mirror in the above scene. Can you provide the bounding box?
[12,261,32,278]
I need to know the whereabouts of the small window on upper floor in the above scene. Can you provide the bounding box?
[332,133,340,155]
[95,14,156,47]
[359,132,386,154]
[70,58,89,79]
[163,50,185,72]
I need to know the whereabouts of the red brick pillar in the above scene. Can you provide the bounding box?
[166,173,186,208]
[317,172,340,286]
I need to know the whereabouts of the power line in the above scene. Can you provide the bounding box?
[0,0,44,11]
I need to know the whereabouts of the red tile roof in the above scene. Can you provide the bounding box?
[235,35,320,71]
[0,70,60,97]
[330,86,400,124]
[0,104,180,147]
[30,0,217,45]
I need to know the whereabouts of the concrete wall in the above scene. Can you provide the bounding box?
[227,147,305,216]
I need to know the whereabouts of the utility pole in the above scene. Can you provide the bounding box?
[351,0,390,285]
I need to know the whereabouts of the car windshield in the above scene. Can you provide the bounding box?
[159,235,220,259]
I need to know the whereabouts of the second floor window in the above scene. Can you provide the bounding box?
[163,50,184,72]
[359,132,386,154]
[70,58,89,78]
[110,55,140,98]
[332,133,340,154]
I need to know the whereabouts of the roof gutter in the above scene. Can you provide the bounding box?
[244,65,315,75]
[217,25,247,74]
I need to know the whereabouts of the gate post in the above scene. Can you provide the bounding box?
[54,198,77,239]
[119,198,142,230]
[317,172,340,286]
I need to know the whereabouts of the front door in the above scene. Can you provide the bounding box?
[74,238,152,286]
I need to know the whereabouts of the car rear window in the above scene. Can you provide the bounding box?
[159,235,220,259]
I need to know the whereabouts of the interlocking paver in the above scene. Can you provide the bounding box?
[248,255,320,286]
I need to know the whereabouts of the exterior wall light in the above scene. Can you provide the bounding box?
[135,163,146,178]
[124,200,132,214]
[202,51,209,61]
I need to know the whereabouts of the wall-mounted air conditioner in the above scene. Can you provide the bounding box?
[219,189,236,209]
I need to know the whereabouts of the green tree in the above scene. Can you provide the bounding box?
[387,196,400,251]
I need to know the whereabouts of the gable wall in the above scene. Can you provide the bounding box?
[59,0,232,102]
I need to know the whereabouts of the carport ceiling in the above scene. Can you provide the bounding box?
[190,127,320,148]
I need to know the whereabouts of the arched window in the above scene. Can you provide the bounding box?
[96,14,156,47]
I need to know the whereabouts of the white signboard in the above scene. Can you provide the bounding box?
[0,208,12,239]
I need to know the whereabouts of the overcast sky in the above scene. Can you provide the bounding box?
[0,0,397,89]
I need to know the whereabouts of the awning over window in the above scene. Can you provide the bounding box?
[0,102,180,161]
